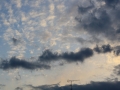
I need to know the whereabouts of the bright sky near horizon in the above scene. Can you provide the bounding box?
[1,0,120,90]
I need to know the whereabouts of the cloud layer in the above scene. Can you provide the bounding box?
[39,44,119,63]
[75,0,120,43]
[0,57,50,70]
[39,48,93,63]
[0,44,120,71]
[26,81,120,90]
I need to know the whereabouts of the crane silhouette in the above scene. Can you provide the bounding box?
[67,80,80,90]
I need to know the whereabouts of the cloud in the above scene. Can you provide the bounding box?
[15,87,23,90]
[26,83,60,90]
[0,57,51,70]
[0,84,5,89]
[12,0,22,8]
[0,84,5,87]
[113,46,120,56]
[0,44,118,71]
[39,48,93,63]
[0,84,5,86]
[40,20,47,27]
[113,64,120,75]
[94,44,113,53]
[0,44,119,71]
[78,0,94,14]
[76,9,112,36]
[39,44,120,63]
[76,36,102,44]
[94,44,120,56]
[11,37,21,46]
[106,77,118,82]
[104,0,119,8]
[75,0,120,42]
[26,81,120,90]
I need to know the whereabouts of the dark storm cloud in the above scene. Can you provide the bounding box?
[0,57,50,70]
[26,81,120,90]
[77,9,112,34]
[104,0,119,8]
[0,44,117,71]
[116,29,120,33]
[39,48,93,63]
[94,44,113,53]
[0,45,119,71]
[61,48,93,62]
[75,0,120,42]
[39,44,117,63]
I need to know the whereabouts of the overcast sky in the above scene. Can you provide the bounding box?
[1,0,120,90]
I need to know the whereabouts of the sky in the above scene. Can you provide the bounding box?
[1,0,120,90]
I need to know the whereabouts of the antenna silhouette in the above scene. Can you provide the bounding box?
[67,80,80,90]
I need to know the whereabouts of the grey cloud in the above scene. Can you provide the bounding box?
[0,84,5,86]
[15,87,23,90]
[39,44,120,63]
[94,44,112,53]
[0,44,119,71]
[106,77,118,82]
[114,49,120,56]
[26,83,60,90]
[80,10,112,34]
[77,37,93,44]
[93,44,120,55]
[75,0,120,42]
[78,0,94,14]
[76,36,102,44]
[11,37,21,46]
[39,48,93,63]
[0,84,5,89]
[104,0,119,8]
[26,81,120,90]
[94,44,120,56]
[116,29,120,34]
[78,5,93,14]
[0,57,51,70]
[113,64,120,75]
[113,46,120,56]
